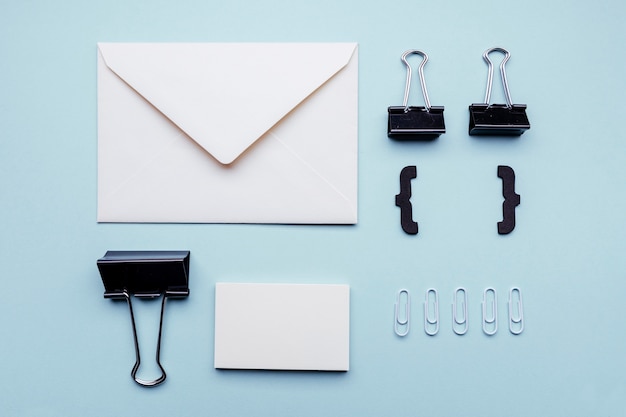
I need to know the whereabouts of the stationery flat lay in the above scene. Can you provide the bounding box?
[95,44,529,387]
[5,2,626,416]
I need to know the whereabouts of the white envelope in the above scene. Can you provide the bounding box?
[214,283,350,371]
[97,43,358,224]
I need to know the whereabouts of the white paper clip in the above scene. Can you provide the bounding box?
[508,287,524,335]
[452,287,468,335]
[482,287,498,336]
[394,289,410,336]
[424,288,439,336]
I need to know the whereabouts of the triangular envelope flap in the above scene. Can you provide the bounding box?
[98,43,357,164]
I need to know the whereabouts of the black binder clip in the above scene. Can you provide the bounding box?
[97,250,190,387]
[469,47,530,136]
[388,50,445,140]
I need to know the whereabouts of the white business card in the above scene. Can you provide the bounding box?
[214,283,350,371]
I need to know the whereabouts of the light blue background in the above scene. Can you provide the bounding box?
[1,0,625,416]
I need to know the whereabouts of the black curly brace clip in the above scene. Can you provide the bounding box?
[395,166,418,235]
[395,165,520,235]
[498,165,520,234]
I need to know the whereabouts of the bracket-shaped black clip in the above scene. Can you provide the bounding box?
[498,166,520,234]
[469,48,530,136]
[388,50,445,140]
[395,165,418,234]
[97,250,190,387]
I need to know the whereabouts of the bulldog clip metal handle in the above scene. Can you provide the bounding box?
[388,50,445,140]
[97,250,190,387]
[469,47,530,136]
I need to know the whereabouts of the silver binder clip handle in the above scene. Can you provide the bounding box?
[394,289,410,337]
[482,47,513,108]
[401,50,432,111]
[125,292,167,387]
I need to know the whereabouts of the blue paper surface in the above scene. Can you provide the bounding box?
[1,0,626,416]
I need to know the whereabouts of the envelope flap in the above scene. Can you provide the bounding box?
[98,42,357,164]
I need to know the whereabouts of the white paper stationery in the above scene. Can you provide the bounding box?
[97,43,358,224]
[214,283,350,371]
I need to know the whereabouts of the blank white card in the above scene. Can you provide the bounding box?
[214,283,350,371]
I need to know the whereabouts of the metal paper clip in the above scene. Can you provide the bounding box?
[452,287,468,335]
[394,289,410,336]
[424,288,439,336]
[388,50,445,140]
[97,250,190,387]
[482,287,498,336]
[469,47,530,136]
[508,287,524,335]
